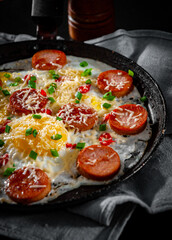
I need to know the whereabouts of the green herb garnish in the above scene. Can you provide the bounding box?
[3,167,15,177]
[48,85,55,94]
[0,139,4,147]
[140,96,147,102]
[48,97,56,103]
[56,116,62,121]
[14,77,22,83]
[85,79,92,84]
[99,124,106,131]
[75,99,80,104]
[102,103,111,109]
[25,128,33,136]
[32,114,42,119]
[50,149,59,157]
[33,129,38,138]
[102,91,115,101]
[28,80,36,89]
[75,91,82,100]
[80,61,88,67]
[49,70,56,75]
[5,125,11,133]
[4,73,10,78]
[29,150,38,160]
[81,68,92,77]
[9,82,18,87]
[2,90,10,96]
[128,69,134,77]
[76,142,85,150]
[51,134,62,140]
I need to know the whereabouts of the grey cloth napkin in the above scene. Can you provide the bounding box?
[0,29,172,240]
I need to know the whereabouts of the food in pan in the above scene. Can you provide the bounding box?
[0,49,151,204]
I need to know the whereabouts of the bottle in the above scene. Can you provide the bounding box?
[31,0,64,40]
[68,0,115,41]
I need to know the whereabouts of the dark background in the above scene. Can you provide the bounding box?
[0,0,171,38]
[0,0,171,239]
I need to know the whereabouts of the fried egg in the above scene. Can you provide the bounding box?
[0,55,152,204]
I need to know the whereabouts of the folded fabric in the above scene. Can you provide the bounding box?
[0,29,172,240]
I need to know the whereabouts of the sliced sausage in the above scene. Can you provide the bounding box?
[32,49,67,70]
[5,167,51,204]
[77,145,120,181]
[9,88,48,115]
[57,103,98,131]
[97,70,133,97]
[109,104,148,135]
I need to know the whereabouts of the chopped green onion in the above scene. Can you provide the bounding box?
[80,61,88,67]
[29,150,38,160]
[7,117,11,120]
[32,114,42,119]
[4,73,10,78]
[0,86,2,90]
[75,91,82,100]
[50,149,59,157]
[85,79,92,84]
[49,70,60,79]
[5,125,11,133]
[33,129,38,138]
[128,69,134,77]
[52,74,60,79]
[30,76,37,82]
[140,96,147,102]
[0,139,4,147]
[50,83,57,89]
[102,91,115,101]
[51,134,62,140]
[76,142,85,150]
[25,128,33,136]
[9,82,18,87]
[56,116,62,121]
[49,70,56,75]
[48,97,56,103]
[14,77,22,83]
[28,80,36,89]
[81,68,92,77]
[99,124,106,131]
[3,167,15,177]
[48,85,55,94]
[2,90,10,96]
[75,99,80,104]
[103,103,111,109]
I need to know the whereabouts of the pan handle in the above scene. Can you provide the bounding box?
[31,0,64,40]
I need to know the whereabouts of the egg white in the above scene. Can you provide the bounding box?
[0,56,152,204]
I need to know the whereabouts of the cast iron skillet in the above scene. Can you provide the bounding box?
[0,39,166,210]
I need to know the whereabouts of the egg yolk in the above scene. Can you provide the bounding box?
[5,114,68,158]
[81,94,102,111]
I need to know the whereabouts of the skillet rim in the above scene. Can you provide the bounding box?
[0,39,167,210]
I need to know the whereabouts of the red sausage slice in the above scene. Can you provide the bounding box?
[9,88,48,115]
[97,70,133,97]
[77,145,120,181]
[32,49,67,70]
[5,167,51,204]
[109,104,148,135]
[57,103,98,131]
